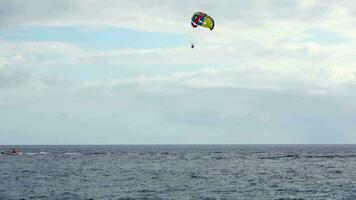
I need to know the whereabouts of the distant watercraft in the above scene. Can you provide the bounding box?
[1,149,22,155]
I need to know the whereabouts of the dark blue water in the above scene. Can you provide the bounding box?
[1,145,356,199]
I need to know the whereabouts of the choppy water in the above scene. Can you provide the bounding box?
[1,145,356,199]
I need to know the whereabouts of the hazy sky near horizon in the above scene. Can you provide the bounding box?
[0,0,356,144]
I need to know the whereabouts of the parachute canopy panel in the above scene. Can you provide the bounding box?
[191,12,214,31]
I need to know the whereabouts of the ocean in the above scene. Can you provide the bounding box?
[0,145,356,199]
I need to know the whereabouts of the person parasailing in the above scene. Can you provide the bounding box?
[190,12,215,49]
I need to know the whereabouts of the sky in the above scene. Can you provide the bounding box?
[0,0,356,144]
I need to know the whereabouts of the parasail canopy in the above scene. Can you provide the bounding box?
[191,12,215,31]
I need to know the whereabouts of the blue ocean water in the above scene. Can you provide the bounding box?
[0,145,356,199]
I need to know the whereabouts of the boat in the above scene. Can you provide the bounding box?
[1,149,23,155]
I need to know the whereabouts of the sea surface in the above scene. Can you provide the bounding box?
[0,145,356,199]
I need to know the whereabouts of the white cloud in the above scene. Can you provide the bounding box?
[0,38,355,93]
[2,66,356,144]
[1,0,355,37]
[1,0,356,144]
[0,41,81,55]
[1,1,354,72]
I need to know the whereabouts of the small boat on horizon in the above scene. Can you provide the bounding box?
[1,149,23,156]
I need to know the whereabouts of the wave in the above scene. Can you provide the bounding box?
[63,152,82,155]
[25,152,50,156]
[258,153,356,160]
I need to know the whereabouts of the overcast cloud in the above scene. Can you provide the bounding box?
[0,0,355,144]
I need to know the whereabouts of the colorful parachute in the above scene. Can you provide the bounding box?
[191,12,214,31]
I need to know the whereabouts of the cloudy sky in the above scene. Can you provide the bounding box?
[0,0,355,144]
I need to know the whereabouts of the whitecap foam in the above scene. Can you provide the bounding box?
[25,152,38,156]
[63,152,81,155]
